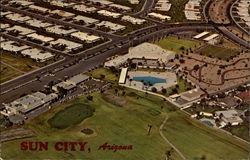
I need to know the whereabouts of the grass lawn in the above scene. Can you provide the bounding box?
[164,77,194,96]
[184,105,225,115]
[199,45,240,60]
[162,111,248,159]
[224,123,249,141]
[48,103,95,129]
[1,87,248,159]
[86,68,119,83]
[0,63,22,83]
[217,38,242,50]
[155,36,202,54]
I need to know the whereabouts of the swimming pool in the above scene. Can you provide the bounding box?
[133,76,166,86]
[202,120,214,127]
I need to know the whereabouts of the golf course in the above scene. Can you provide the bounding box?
[1,86,248,160]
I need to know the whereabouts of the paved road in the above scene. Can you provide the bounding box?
[133,0,155,17]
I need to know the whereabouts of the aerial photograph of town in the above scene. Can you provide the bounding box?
[0,0,249,159]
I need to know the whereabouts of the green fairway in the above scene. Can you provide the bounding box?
[163,111,248,159]
[1,87,248,160]
[48,103,95,129]
[86,68,119,83]
[155,36,202,54]
[199,45,240,60]
[0,63,22,83]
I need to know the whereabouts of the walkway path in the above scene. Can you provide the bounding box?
[159,116,186,160]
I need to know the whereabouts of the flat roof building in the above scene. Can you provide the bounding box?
[73,4,97,13]
[73,15,99,24]
[6,25,36,36]
[66,74,90,85]
[26,19,53,28]
[50,10,75,18]
[193,31,209,39]
[121,16,146,25]
[9,0,34,6]
[1,41,30,53]
[88,0,113,6]
[109,4,131,11]
[6,13,32,23]
[70,32,101,43]
[97,10,122,18]
[50,39,82,51]
[46,25,77,35]
[97,21,126,32]
[29,5,50,13]
[119,68,128,84]
[148,12,171,21]
[203,34,220,45]
[26,33,55,43]
[21,48,54,62]
[215,110,243,126]
[1,92,58,116]
[155,0,171,11]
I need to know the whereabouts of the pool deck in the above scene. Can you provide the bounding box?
[125,71,177,91]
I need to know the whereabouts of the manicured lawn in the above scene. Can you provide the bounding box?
[199,45,240,60]
[155,36,202,54]
[48,103,95,129]
[163,111,249,160]
[164,77,194,96]
[224,122,249,141]
[0,63,22,83]
[184,105,225,115]
[1,88,248,160]
[86,68,119,83]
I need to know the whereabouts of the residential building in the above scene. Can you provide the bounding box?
[215,110,243,126]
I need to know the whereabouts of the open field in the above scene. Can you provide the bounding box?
[0,63,22,83]
[199,45,240,60]
[155,36,202,54]
[217,38,242,50]
[1,87,248,159]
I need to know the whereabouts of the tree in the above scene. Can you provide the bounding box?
[161,88,167,94]
[122,91,126,96]
[100,74,105,80]
[193,65,200,71]
[87,95,93,101]
[114,89,118,96]
[179,59,185,63]
[151,87,157,92]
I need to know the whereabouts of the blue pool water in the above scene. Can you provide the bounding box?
[202,120,214,127]
[133,76,166,86]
